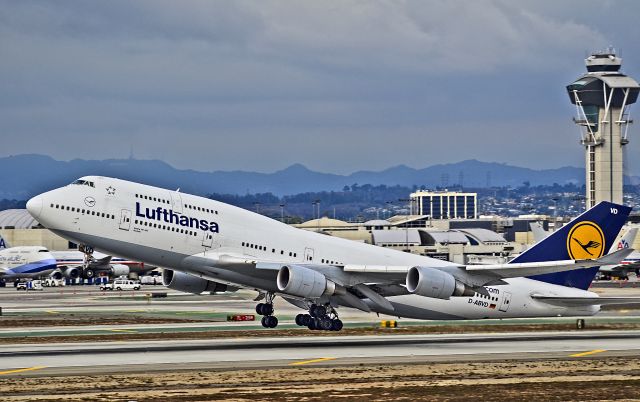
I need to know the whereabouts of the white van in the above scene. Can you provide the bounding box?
[99,279,141,291]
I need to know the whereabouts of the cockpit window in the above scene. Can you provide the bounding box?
[38,249,50,252]
[71,179,95,188]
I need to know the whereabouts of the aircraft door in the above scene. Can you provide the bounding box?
[499,291,512,312]
[170,193,183,214]
[119,209,132,231]
[304,247,315,262]
[202,232,214,248]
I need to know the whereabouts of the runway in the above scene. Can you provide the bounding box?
[1,330,639,377]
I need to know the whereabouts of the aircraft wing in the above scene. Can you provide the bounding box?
[343,248,635,288]
[182,248,634,299]
[531,294,640,307]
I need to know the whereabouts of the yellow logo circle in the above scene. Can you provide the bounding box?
[566,221,605,260]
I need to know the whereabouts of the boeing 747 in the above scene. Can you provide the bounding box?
[26,177,637,331]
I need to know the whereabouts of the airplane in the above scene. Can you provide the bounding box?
[599,228,640,279]
[26,176,637,331]
[0,235,58,281]
[50,249,153,280]
[529,223,639,277]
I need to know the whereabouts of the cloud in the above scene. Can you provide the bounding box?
[0,1,638,175]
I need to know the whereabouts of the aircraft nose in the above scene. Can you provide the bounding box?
[26,195,43,219]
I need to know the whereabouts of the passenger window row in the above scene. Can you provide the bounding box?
[321,258,342,265]
[241,242,297,258]
[184,203,218,215]
[51,204,115,219]
[134,219,198,237]
[135,194,170,204]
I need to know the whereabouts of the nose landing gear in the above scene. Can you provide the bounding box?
[295,303,343,331]
[256,292,278,328]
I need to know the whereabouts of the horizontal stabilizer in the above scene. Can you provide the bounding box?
[465,248,635,279]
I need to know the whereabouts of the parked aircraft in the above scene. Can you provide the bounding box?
[27,177,636,331]
[599,228,640,279]
[50,249,152,280]
[0,235,57,280]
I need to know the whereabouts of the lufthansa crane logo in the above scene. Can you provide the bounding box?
[567,221,605,259]
[84,196,96,207]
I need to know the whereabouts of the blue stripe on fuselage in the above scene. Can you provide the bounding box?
[7,258,58,275]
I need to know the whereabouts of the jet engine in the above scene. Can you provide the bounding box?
[277,265,337,298]
[406,266,474,300]
[162,269,227,294]
[50,268,63,280]
[62,266,81,279]
[110,264,130,277]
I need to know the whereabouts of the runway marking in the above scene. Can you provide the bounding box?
[0,366,46,375]
[45,310,59,314]
[108,329,138,333]
[570,349,606,357]
[289,357,336,366]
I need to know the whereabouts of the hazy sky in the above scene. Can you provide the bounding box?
[2,0,640,174]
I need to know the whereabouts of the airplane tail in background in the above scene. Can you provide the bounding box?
[512,201,632,290]
[0,234,9,249]
[610,227,638,253]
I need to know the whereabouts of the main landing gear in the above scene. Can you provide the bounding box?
[79,244,95,279]
[256,292,278,328]
[295,303,343,331]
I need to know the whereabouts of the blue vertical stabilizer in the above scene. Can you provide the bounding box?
[512,201,631,290]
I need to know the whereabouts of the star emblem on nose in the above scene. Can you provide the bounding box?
[106,186,116,195]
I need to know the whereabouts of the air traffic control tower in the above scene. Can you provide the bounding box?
[567,49,639,208]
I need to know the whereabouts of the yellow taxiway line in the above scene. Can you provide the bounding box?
[0,366,47,375]
[289,357,336,366]
[570,349,606,357]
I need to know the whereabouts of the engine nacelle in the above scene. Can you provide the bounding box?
[50,269,63,280]
[277,265,336,298]
[63,266,80,279]
[406,266,474,300]
[110,264,130,277]
[162,269,227,294]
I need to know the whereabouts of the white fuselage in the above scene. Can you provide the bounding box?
[0,246,57,280]
[27,176,599,319]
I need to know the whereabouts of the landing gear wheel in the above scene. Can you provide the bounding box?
[319,317,333,331]
[256,303,265,315]
[261,303,274,316]
[306,303,343,332]
[295,314,305,326]
[261,315,278,328]
[311,304,326,317]
[84,269,95,279]
[331,319,343,331]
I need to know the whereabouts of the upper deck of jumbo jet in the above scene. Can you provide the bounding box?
[27,176,458,269]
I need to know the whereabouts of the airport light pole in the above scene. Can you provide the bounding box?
[279,204,285,223]
[253,202,261,214]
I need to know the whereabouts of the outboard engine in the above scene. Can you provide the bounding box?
[406,266,474,299]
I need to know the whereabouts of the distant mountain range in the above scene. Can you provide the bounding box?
[0,154,636,200]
